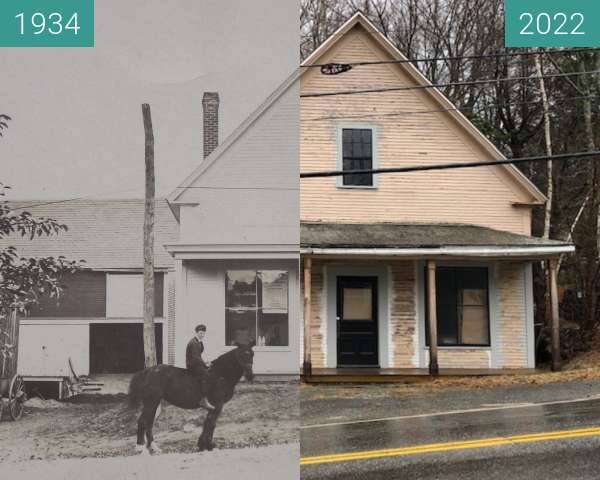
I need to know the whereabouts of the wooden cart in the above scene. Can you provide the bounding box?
[0,374,25,420]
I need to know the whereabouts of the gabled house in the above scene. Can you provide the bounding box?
[166,87,300,374]
[7,82,301,382]
[299,13,574,377]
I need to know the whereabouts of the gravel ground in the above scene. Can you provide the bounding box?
[301,378,600,425]
[0,381,298,463]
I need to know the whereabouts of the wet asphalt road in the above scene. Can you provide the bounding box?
[301,397,600,479]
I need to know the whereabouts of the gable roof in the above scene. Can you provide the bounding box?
[0,199,178,270]
[167,69,301,205]
[167,12,545,209]
[301,12,546,204]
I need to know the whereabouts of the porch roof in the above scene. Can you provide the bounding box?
[300,222,574,258]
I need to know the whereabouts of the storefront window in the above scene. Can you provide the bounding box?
[226,270,289,347]
[425,267,490,347]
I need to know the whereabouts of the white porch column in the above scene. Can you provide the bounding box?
[174,258,187,367]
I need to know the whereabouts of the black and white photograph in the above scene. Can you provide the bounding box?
[0,1,299,479]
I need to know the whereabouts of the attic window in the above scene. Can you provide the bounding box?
[340,127,374,187]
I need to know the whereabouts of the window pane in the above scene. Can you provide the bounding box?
[427,267,489,347]
[343,288,372,320]
[342,128,373,186]
[257,310,288,346]
[258,271,288,311]
[256,271,288,346]
[460,289,486,306]
[460,306,489,344]
[225,309,256,346]
[225,271,256,308]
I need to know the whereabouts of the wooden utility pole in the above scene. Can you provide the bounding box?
[142,103,157,368]
[549,258,561,371]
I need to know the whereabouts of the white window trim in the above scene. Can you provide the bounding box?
[336,123,379,189]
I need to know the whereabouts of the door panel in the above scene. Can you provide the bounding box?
[337,276,378,366]
[89,323,163,374]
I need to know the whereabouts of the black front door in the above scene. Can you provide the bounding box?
[337,276,378,367]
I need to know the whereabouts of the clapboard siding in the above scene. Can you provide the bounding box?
[177,81,299,246]
[496,263,528,368]
[300,25,533,235]
[389,261,416,367]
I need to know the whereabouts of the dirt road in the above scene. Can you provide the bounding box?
[0,381,297,463]
[1,443,299,480]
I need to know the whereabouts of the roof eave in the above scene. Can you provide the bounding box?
[301,245,575,258]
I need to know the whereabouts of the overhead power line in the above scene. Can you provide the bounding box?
[304,94,600,122]
[10,152,600,205]
[301,69,600,98]
[303,47,600,69]
[300,150,600,179]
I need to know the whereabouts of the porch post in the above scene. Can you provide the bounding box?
[174,258,186,367]
[427,260,439,375]
[303,255,312,376]
[549,258,561,371]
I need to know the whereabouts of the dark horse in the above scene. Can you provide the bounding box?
[128,342,254,454]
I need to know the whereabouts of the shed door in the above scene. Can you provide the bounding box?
[89,324,162,374]
[337,276,378,367]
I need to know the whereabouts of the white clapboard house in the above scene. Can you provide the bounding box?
[5,81,300,384]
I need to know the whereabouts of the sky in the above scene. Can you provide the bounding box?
[0,0,299,200]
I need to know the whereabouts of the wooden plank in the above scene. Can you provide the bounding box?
[427,260,439,375]
[302,367,540,383]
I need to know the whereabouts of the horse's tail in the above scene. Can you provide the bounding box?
[127,369,149,409]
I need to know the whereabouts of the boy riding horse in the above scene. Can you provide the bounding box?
[186,324,215,411]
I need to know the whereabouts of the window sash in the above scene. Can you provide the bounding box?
[342,128,373,186]
[225,270,289,347]
[425,267,490,347]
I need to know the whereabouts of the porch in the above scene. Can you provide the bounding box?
[301,222,574,379]
[303,367,538,383]
[163,245,300,375]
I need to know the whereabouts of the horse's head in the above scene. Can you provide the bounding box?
[233,340,255,382]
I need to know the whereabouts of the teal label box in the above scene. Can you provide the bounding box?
[505,0,600,47]
[0,0,94,47]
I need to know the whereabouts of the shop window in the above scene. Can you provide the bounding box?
[425,267,490,347]
[225,270,289,347]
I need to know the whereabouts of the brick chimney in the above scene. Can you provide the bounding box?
[202,92,219,159]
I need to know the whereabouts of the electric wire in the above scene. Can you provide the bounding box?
[300,150,600,179]
[303,47,600,69]
[301,69,600,98]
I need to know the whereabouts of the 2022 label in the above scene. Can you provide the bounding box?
[518,12,585,36]
[505,0,600,47]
